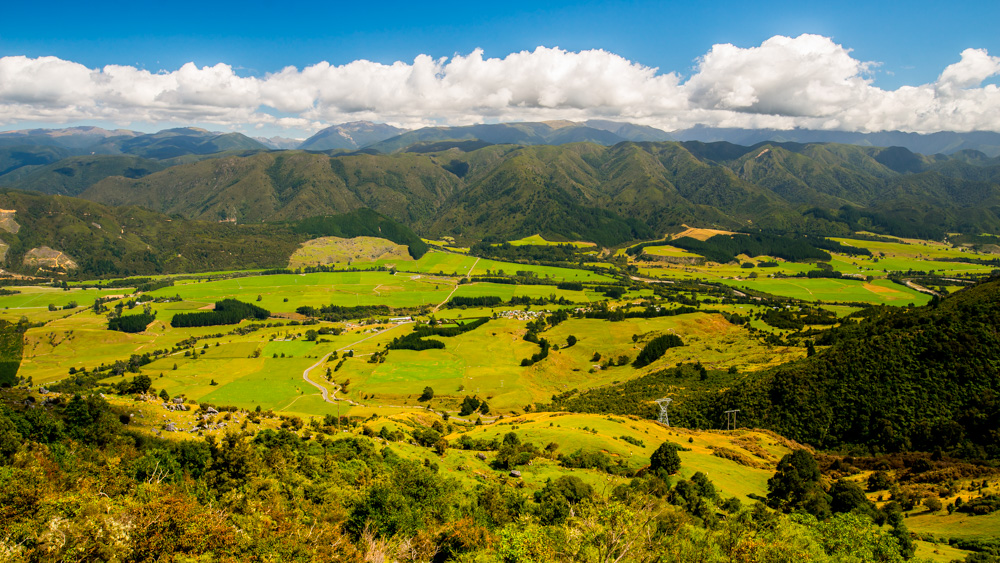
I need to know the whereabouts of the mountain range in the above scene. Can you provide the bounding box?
[2,122,1000,247]
[11,140,992,245]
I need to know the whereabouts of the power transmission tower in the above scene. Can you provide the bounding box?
[655,398,673,426]
[724,409,740,431]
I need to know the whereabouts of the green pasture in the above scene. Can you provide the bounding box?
[733,277,931,305]
[0,285,130,310]
[470,258,615,282]
[832,237,978,260]
[913,540,974,563]
[146,271,456,312]
[321,249,479,276]
[642,245,702,258]
[331,311,804,414]
[505,234,597,248]
[905,510,1000,542]
[450,282,608,304]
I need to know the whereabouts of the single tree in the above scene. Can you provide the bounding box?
[649,442,682,475]
[767,449,831,518]
[419,386,435,402]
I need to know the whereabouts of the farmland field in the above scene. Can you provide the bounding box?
[735,277,932,304]
[506,234,597,248]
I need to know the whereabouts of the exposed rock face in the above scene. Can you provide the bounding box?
[23,246,78,270]
[0,209,20,234]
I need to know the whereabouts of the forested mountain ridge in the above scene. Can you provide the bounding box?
[0,191,424,277]
[65,140,1000,243]
[709,277,1000,458]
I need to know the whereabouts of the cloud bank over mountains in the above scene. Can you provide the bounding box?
[1,34,999,134]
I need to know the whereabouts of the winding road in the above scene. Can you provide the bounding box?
[301,352,334,402]
[302,322,415,404]
[433,257,479,312]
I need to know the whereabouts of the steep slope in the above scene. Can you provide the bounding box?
[68,140,1000,243]
[0,190,302,276]
[0,126,140,150]
[82,150,462,225]
[713,278,1000,457]
[368,121,627,153]
[0,145,73,180]
[0,191,426,277]
[94,128,267,159]
[426,144,653,244]
[299,121,407,150]
[675,126,1000,157]
[6,155,167,196]
[584,119,674,142]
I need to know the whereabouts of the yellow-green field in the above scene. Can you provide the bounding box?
[147,271,456,312]
[737,277,931,305]
[506,234,597,248]
[642,245,702,259]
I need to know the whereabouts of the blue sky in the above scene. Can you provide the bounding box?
[3,0,995,87]
[1,0,999,136]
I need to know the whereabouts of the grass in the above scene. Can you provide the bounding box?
[470,258,616,282]
[642,245,702,258]
[147,271,456,312]
[905,510,1000,542]
[506,234,597,248]
[447,413,790,500]
[0,285,130,309]
[450,282,606,304]
[327,311,803,414]
[734,278,931,305]
[912,540,974,563]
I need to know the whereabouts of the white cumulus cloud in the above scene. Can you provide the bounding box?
[1,35,999,134]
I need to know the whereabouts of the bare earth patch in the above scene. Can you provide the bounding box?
[289,236,412,268]
[23,246,78,270]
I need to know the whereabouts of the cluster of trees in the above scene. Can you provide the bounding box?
[668,233,842,264]
[290,208,429,259]
[583,304,700,321]
[765,449,916,559]
[388,318,490,351]
[541,363,724,425]
[296,304,394,321]
[0,392,930,561]
[171,299,270,328]
[711,277,1000,458]
[458,395,490,417]
[468,241,588,264]
[520,338,551,367]
[629,232,872,265]
[633,333,685,368]
[0,319,28,387]
[447,295,503,308]
[759,306,837,330]
[107,311,155,333]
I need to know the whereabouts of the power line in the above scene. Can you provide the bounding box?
[724,409,740,431]
[655,398,673,426]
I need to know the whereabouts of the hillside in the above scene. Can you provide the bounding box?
[711,278,1000,457]
[2,155,168,196]
[368,121,629,153]
[299,121,407,150]
[0,145,73,180]
[0,191,426,277]
[64,140,1000,244]
[675,126,1000,158]
[0,127,268,180]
